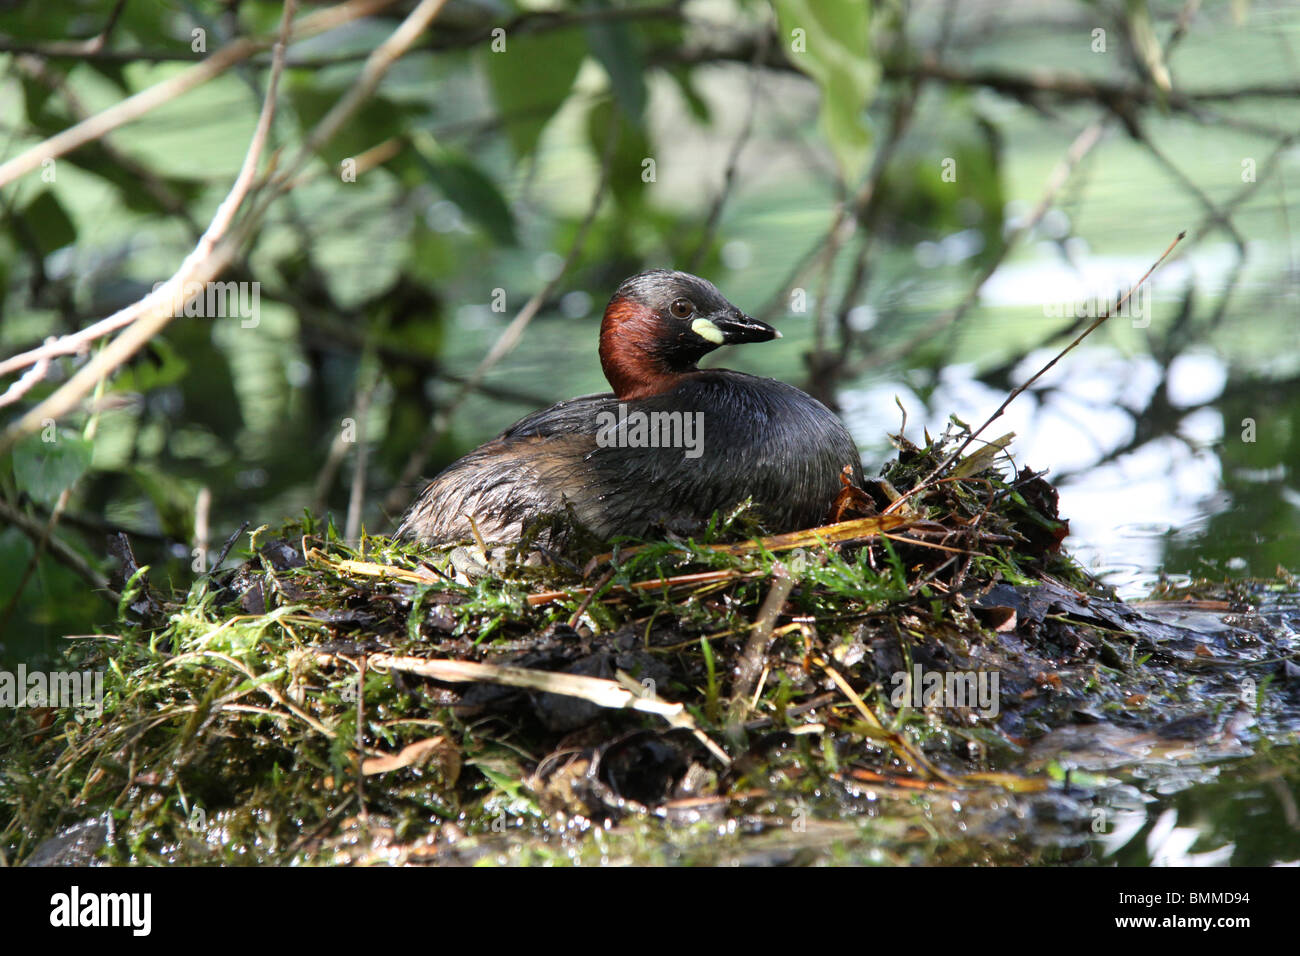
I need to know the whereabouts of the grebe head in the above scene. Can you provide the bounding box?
[598,270,779,400]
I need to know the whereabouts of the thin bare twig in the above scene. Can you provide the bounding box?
[0,3,683,66]
[0,3,396,383]
[344,358,380,545]
[1,0,451,460]
[1142,136,1245,251]
[0,350,51,409]
[686,26,770,272]
[0,0,298,457]
[0,0,396,191]
[899,230,1187,499]
[0,497,115,599]
[729,566,795,712]
[847,118,1109,377]
[78,0,130,55]
[10,54,202,235]
[826,0,959,375]
[750,7,948,338]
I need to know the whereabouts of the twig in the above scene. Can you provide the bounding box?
[1,0,451,459]
[0,1,299,455]
[0,350,51,408]
[686,25,769,272]
[1141,136,1245,251]
[82,0,131,54]
[826,2,957,372]
[256,0,451,210]
[0,497,115,600]
[567,569,615,628]
[355,655,368,822]
[194,486,212,570]
[0,0,395,191]
[0,3,685,67]
[526,568,749,608]
[813,655,961,785]
[211,522,249,574]
[312,425,353,518]
[902,230,1187,497]
[10,54,202,235]
[848,118,1109,377]
[590,513,912,566]
[667,35,1300,111]
[748,12,942,336]
[344,351,381,545]
[729,566,795,712]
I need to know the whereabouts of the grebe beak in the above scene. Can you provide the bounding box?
[704,309,780,345]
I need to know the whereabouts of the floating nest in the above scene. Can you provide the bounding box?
[3,427,1295,866]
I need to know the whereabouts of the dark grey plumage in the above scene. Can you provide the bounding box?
[396,269,863,548]
[396,370,862,546]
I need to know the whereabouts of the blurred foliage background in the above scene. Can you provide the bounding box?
[1,0,1298,665]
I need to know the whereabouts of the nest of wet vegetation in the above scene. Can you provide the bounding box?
[4,427,1297,866]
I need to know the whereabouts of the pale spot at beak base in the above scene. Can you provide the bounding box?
[691,318,725,344]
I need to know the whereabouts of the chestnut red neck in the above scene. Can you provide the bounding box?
[599,295,682,400]
[596,271,779,400]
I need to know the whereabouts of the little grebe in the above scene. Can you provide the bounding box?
[397,270,863,547]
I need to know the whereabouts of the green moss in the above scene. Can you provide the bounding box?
[2,431,1295,866]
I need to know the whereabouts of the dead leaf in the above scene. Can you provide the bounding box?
[361,736,460,784]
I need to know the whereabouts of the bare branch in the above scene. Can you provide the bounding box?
[901,230,1187,498]
[1,0,453,458]
[0,0,301,456]
[0,3,684,66]
[846,118,1110,378]
[0,0,397,191]
[0,349,51,409]
[0,497,115,600]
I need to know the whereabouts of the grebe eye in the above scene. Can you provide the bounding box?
[670,298,693,319]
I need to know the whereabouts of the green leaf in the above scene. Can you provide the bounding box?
[771,0,877,183]
[288,81,410,168]
[111,336,190,394]
[19,191,77,258]
[667,68,712,124]
[67,142,205,216]
[11,430,93,508]
[411,134,517,246]
[85,60,132,94]
[586,99,653,211]
[117,564,152,623]
[950,433,1015,480]
[20,70,67,125]
[586,15,647,122]
[482,28,586,160]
